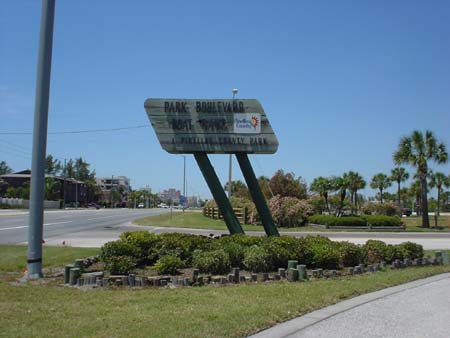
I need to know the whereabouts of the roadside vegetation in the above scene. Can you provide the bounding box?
[0,244,449,338]
[135,211,450,232]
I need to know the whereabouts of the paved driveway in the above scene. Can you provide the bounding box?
[250,273,450,338]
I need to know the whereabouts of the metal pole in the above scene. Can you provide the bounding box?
[235,153,279,236]
[62,158,66,209]
[183,156,186,197]
[75,182,78,209]
[194,152,244,234]
[110,175,114,208]
[27,0,56,278]
[183,155,186,211]
[227,89,238,198]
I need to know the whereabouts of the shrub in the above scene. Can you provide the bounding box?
[119,231,158,264]
[337,242,364,267]
[363,240,388,263]
[154,254,183,275]
[311,245,341,270]
[361,202,401,216]
[243,246,271,272]
[192,249,231,275]
[262,236,301,270]
[269,195,313,227]
[221,242,245,268]
[216,234,262,248]
[153,233,212,265]
[397,242,424,260]
[100,240,139,263]
[362,215,403,227]
[308,215,366,227]
[104,255,136,275]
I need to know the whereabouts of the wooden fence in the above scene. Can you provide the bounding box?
[203,207,249,224]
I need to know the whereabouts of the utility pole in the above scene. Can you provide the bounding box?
[228,88,238,199]
[27,0,56,279]
[75,181,78,209]
[62,158,66,209]
[110,175,114,208]
[182,155,186,211]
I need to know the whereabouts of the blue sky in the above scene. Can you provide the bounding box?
[1,0,449,199]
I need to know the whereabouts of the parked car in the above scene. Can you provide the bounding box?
[401,208,412,217]
[138,203,144,208]
[87,203,100,209]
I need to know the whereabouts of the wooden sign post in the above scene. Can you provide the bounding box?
[145,98,279,236]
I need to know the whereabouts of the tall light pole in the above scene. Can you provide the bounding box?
[228,88,238,199]
[181,155,186,211]
[27,0,56,279]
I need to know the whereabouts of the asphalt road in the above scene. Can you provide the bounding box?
[0,208,169,246]
[1,209,450,249]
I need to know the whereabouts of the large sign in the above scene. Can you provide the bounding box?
[144,99,278,154]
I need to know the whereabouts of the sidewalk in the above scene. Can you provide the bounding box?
[249,273,450,338]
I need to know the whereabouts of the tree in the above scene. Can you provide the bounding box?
[370,173,391,204]
[330,176,348,216]
[257,176,273,199]
[269,170,307,199]
[0,161,13,175]
[310,176,334,213]
[393,130,448,228]
[64,159,75,178]
[224,180,250,199]
[390,167,409,207]
[429,172,450,217]
[343,171,366,214]
[45,155,61,175]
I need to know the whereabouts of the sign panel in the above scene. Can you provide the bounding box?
[144,99,278,154]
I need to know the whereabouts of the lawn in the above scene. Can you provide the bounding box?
[1,245,449,337]
[402,215,450,232]
[134,211,450,233]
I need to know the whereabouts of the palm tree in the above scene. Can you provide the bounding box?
[393,130,448,228]
[429,172,450,217]
[343,171,366,214]
[331,176,348,216]
[390,167,409,207]
[370,173,391,204]
[310,176,333,213]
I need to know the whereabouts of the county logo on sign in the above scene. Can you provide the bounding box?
[233,113,261,134]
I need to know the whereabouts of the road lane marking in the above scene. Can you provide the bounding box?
[0,220,72,231]
[86,215,119,221]
[44,221,73,226]
[0,226,28,231]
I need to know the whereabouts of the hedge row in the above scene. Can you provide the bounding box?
[100,231,422,275]
[308,214,403,227]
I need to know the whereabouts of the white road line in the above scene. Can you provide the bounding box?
[44,221,73,226]
[0,225,28,231]
[86,215,120,221]
[0,220,72,231]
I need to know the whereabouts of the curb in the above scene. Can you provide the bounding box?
[248,272,450,338]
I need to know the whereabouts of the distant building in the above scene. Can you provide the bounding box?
[158,188,181,204]
[187,196,198,207]
[0,170,86,205]
[96,176,131,207]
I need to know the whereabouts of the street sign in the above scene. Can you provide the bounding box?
[144,99,278,154]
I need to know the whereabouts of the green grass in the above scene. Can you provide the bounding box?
[1,245,449,337]
[0,245,99,274]
[134,211,450,233]
[402,215,450,232]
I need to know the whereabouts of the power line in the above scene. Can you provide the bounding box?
[0,124,149,135]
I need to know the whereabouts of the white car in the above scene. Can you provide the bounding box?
[138,203,144,208]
